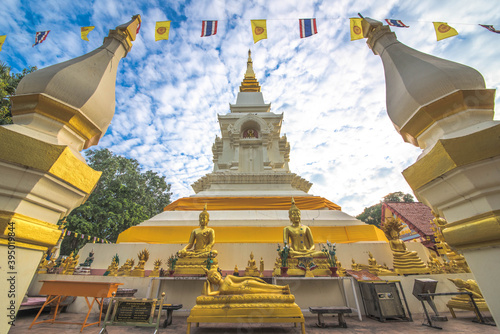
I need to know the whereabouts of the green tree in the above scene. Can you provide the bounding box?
[60,148,172,254]
[0,62,37,124]
[356,192,414,227]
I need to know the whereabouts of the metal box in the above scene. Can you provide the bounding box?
[359,281,411,322]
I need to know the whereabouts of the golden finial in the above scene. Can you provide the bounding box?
[240,50,261,92]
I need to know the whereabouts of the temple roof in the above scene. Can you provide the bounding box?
[382,202,434,237]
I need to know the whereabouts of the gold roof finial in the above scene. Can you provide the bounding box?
[239,50,261,92]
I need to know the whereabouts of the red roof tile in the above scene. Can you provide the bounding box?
[383,202,435,236]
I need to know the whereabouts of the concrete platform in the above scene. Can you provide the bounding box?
[9,310,497,333]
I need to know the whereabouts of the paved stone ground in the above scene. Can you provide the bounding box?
[9,310,498,333]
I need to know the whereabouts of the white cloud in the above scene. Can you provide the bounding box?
[5,0,500,217]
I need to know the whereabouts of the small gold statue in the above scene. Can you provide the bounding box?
[447,278,489,319]
[233,265,240,276]
[117,258,134,276]
[62,252,79,275]
[131,249,150,277]
[335,256,346,276]
[431,212,471,273]
[382,217,429,275]
[367,252,394,276]
[103,254,119,276]
[203,268,290,296]
[244,252,260,276]
[175,205,219,275]
[36,251,49,274]
[149,259,162,277]
[260,257,265,277]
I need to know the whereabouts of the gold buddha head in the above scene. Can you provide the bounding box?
[199,204,209,226]
[288,198,301,224]
[206,268,222,284]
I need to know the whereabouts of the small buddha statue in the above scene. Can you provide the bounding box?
[80,250,95,267]
[283,198,325,258]
[245,252,259,276]
[233,265,239,276]
[103,255,119,276]
[178,205,218,258]
[447,278,489,316]
[131,249,150,277]
[382,218,429,274]
[260,257,265,277]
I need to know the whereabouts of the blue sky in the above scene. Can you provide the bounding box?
[1,0,499,215]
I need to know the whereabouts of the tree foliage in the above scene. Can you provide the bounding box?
[356,191,414,227]
[60,149,172,254]
[0,62,37,125]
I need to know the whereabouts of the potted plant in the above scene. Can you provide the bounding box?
[277,243,290,277]
[167,254,178,276]
[321,241,338,277]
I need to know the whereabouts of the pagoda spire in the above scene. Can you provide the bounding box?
[239,50,261,92]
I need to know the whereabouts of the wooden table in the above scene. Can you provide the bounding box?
[29,280,123,332]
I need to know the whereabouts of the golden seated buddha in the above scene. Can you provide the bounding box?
[177,205,218,258]
[283,199,326,258]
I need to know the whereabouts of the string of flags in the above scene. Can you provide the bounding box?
[60,228,111,244]
[0,16,498,52]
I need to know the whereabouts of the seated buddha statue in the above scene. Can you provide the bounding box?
[382,218,429,274]
[203,268,290,296]
[283,198,325,258]
[245,252,259,276]
[178,205,218,258]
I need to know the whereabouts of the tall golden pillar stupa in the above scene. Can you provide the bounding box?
[0,15,141,329]
[362,17,500,324]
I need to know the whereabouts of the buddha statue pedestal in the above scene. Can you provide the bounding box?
[392,251,430,275]
[187,294,305,334]
[273,256,331,277]
[175,257,219,275]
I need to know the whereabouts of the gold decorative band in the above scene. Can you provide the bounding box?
[442,211,500,250]
[0,126,101,193]
[116,225,387,244]
[0,211,62,249]
[403,123,500,190]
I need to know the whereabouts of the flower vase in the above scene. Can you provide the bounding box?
[329,266,338,277]
[280,267,289,277]
[169,269,175,276]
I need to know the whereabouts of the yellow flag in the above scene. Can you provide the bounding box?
[350,18,364,41]
[80,26,95,41]
[155,21,171,41]
[251,20,267,43]
[0,35,5,51]
[433,22,458,41]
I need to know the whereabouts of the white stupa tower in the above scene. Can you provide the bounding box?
[116,51,386,264]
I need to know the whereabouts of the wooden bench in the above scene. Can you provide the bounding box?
[161,304,183,327]
[309,306,352,328]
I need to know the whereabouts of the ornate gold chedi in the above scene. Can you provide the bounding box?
[245,252,260,276]
[187,268,305,333]
[131,249,150,277]
[382,218,429,274]
[273,199,329,276]
[446,278,489,318]
[239,50,261,92]
[175,205,218,275]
